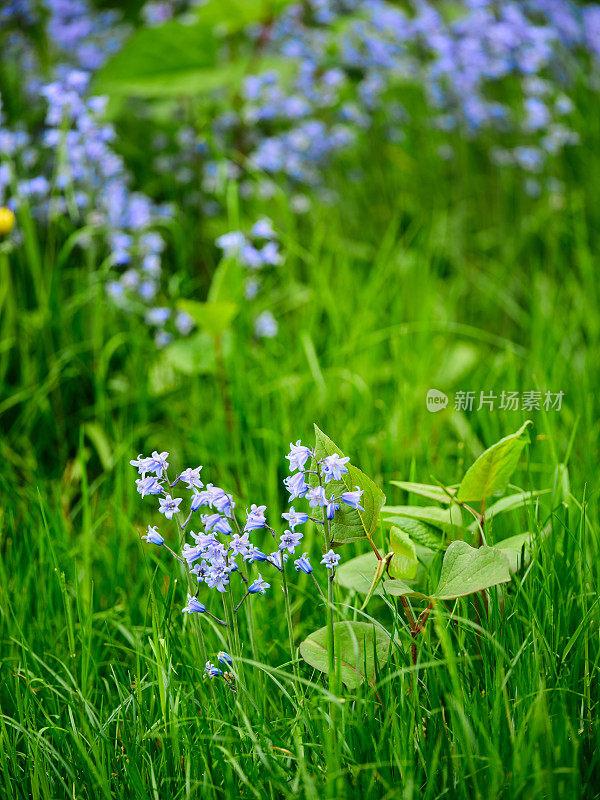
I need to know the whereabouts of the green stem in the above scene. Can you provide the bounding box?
[226,591,248,717]
[282,562,301,697]
[317,469,339,796]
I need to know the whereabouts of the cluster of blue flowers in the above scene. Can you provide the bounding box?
[131,438,365,620]
[4,0,598,351]
[0,1,200,347]
[216,217,283,338]
[253,1,593,190]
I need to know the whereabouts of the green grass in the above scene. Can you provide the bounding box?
[1,131,599,798]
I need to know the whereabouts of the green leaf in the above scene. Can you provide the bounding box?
[94,22,219,96]
[299,621,391,689]
[387,515,444,551]
[467,489,550,531]
[94,2,297,98]
[383,505,465,536]
[192,0,296,32]
[178,299,238,338]
[494,532,533,573]
[389,481,456,504]
[207,257,243,305]
[432,541,511,600]
[360,556,389,610]
[456,421,533,502]
[335,552,420,599]
[388,526,418,579]
[310,425,385,546]
[162,332,216,375]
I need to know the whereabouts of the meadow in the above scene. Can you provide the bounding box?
[1,1,600,798]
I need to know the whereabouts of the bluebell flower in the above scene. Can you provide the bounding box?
[190,485,216,511]
[258,241,281,266]
[130,451,169,477]
[204,660,223,678]
[142,525,164,546]
[142,253,161,276]
[182,543,204,567]
[159,495,183,520]
[106,281,124,300]
[217,651,233,666]
[229,532,251,557]
[216,231,245,255]
[138,281,157,300]
[279,529,303,554]
[267,550,288,571]
[175,466,204,489]
[294,552,313,574]
[284,471,309,500]
[286,440,313,471]
[254,311,278,338]
[205,564,231,593]
[524,97,550,131]
[248,574,270,595]
[250,217,275,239]
[245,278,260,300]
[202,513,232,536]
[321,549,341,570]
[320,454,350,482]
[241,243,264,269]
[307,486,327,508]
[175,310,195,336]
[182,594,207,614]
[145,307,171,326]
[282,506,309,530]
[155,331,172,349]
[212,489,235,518]
[191,562,209,582]
[341,487,364,510]
[246,546,269,563]
[135,476,162,498]
[555,95,574,115]
[326,495,340,520]
[244,503,267,531]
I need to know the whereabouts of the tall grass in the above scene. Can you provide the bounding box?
[0,128,599,797]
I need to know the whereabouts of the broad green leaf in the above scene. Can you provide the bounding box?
[384,505,465,536]
[387,515,444,551]
[495,532,533,573]
[192,0,295,32]
[94,1,296,98]
[456,421,533,502]
[162,332,216,375]
[467,489,550,531]
[432,541,511,600]
[178,299,238,338]
[94,22,219,96]
[335,552,421,599]
[299,621,391,689]
[390,481,456,504]
[310,425,385,546]
[388,526,418,579]
[207,257,244,304]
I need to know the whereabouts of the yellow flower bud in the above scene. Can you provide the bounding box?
[0,207,15,237]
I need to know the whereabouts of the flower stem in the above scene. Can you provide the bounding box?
[282,561,301,698]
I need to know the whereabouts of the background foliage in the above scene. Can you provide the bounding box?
[1,1,599,798]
